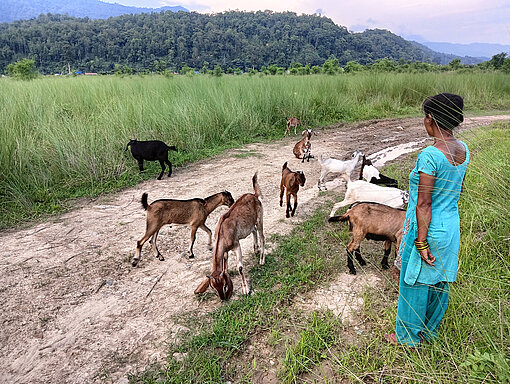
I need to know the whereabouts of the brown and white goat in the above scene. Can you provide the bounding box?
[131,191,234,266]
[195,173,265,300]
[329,202,405,275]
[286,117,301,135]
[280,162,306,218]
[293,128,315,163]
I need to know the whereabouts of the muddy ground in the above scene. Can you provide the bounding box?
[1,115,508,384]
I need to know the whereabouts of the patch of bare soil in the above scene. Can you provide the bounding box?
[1,115,508,383]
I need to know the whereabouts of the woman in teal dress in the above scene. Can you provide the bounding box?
[385,93,469,347]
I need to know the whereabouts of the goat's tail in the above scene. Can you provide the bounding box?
[328,212,349,223]
[282,161,288,171]
[141,193,149,210]
[167,145,178,152]
[252,172,262,199]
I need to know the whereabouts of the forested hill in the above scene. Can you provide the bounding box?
[0,0,187,23]
[0,11,451,74]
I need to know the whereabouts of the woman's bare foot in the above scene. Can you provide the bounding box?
[384,333,398,345]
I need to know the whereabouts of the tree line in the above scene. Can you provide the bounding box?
[0,10,473,75]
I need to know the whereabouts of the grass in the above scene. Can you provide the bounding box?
[1,72,509,228]
[130,122,509,384]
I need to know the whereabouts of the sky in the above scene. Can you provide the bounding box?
[103,0,510,45]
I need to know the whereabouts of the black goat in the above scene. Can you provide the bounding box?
[125,139,177,180]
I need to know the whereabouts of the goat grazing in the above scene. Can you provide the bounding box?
[329,202,406,275]
[293,129,315,163]
[125,139,178,180]
[317,150,363,191]
[358,155,399,188]
[131,191,234,267]
[329,176,409,217]
[286,117,301,135]
[280,162,306,218]
[195,173,265,300]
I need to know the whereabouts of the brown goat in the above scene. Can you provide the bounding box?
[280,162,306,218]
[195,173,265,300]
[132,191,234,266]
[329,202,405,275]
[293,128,315,163]
[286,117,301,135]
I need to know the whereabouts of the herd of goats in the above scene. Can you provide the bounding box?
[124,118,410,300]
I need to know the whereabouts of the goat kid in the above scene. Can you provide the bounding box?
[125,139,178,180]
[280,162,306,218]
[317,150,363,191]
[329,202,405,275]
[358,155,399,188]
[293,129,315,163]
[329,176,409,217]
[285,117,301,135]
[195,173,265,300]
[132,191,234,267]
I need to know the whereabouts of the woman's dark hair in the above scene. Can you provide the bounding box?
[422,93,464,131]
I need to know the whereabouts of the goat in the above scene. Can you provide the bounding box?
[280,162,306,218]
[286,117,301,135]
[131,191,234,267]
[329,202,406,275]
[329,176,409,218]
[293,129,315,163]
[125,139,178,180]
[358,155,399,188]
[317,150,363,191]
[195,173,264,300]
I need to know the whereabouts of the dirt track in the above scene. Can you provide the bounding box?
[1,115,508,384]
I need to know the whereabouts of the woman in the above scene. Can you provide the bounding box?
[385,93,470,347]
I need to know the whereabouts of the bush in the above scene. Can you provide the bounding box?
[6,59,39,80]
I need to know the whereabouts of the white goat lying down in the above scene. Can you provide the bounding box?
[317,150,363,190]
[329,176,409,218]
[359,155,399,188]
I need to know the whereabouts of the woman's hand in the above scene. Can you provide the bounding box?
[418,247,436,266]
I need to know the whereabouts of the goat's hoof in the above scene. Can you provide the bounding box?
[131,259,139,267]
[349,269,357,275]
[286,213,290,218]
[208,246,213,251]
[382,263,390,270]
[188,254,195,259]
[157,177,162,180]
[157,255,165,261]
[359,260,367,266]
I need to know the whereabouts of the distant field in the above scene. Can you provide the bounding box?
[1,72,509,228]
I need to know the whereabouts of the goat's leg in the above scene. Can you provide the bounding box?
[346,237,363,275]
[132,223,158,266]
[279,184,285,207]
[150,230,165,261]
[291,193,298,217]
[354,247,366,266]
[157,160,166,180]
[381,240,391,270]
[137,159,144,173]
[165,158,173,177]
[234,244,250,295]
[285,192,291,218]
[200,224,213,251]
[318,171,327,191]
[256,217,265,265]
[187,226,198,259]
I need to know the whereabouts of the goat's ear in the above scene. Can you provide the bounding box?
[194,277,210,294]
[301,130,307,136]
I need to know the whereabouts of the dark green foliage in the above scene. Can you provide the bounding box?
[0,11,445,74]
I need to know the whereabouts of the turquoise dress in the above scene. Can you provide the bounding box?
[395,142,470,346]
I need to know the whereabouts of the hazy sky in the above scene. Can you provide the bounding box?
[103,0,510,44]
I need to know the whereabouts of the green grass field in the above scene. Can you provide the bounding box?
[1,72,509,228]
[131,122,510,384]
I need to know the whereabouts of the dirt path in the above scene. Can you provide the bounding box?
[1,115,508,384]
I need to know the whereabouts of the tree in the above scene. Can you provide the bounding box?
[212,64,223,76]
[6,58,38,80]
[488,53,507,69]
[344,60,364,73]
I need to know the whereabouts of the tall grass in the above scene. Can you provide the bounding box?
[1,72,509,227]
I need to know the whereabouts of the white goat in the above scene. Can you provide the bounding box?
[317,150,363,191]
[329,176,409,217]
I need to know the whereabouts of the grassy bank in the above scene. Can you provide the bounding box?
[131,123,509,383]
[1,72,509,228]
